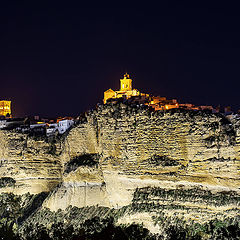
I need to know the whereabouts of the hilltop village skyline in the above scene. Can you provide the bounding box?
[1,72,236,138]
[1,2,240,117]
[0,73,236,120]
[103,73,218,112]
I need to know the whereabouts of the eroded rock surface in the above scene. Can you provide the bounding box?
[0,104,239,219]
[0,131,62,194]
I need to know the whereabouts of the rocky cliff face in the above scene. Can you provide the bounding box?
[0,131,62,194]
[63,104,239,180]
[43,104,240,212]
[0,104,239,223]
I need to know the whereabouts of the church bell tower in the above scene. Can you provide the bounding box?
[120,73,132,91]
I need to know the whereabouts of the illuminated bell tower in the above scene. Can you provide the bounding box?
[120,73,132,91]
[0,100,11,117]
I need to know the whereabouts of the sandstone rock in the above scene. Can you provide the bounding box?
[0,105,239,213]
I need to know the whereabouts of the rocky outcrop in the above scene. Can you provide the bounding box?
[44,104,240,211]
[43,165,109,211]
[0,131,62,194]
[0,103,239,217]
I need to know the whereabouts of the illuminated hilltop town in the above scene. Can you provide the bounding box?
[104,73,149,104]
[0,99,74,135]
[104,73,179,110]
[0,73,236,134]
[104,73,216,112]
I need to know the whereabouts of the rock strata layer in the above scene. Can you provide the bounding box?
[0,104,239,213]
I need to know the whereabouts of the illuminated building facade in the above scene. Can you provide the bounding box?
[103,73,194,111]
[148,96,179,111]
[104,73,149,103]
[0,100,11,117]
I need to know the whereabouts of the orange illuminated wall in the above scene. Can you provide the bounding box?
[0,100,11,117]
[104,89,116,104]
[164,103,179,110]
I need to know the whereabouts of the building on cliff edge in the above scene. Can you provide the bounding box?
[103,73,179,110]
[103,73,149,104]
[103,73,218,112]
[0,100,11,117]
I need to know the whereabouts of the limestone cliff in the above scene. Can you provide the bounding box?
[0,131,62,194]
[62,104,239,185]
[0,103,239,221]
[43,104,240,212]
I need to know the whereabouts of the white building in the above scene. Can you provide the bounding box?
[0,120,7,129]
[0,118,24,130]
[58,119,74,134]
[46,123,58,136]
[30,123,46,129]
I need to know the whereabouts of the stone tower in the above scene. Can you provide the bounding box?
[120,73,132,91]
[0,100,11,117]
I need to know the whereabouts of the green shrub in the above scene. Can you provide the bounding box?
[0,177,16,188]
[64,154,100,173]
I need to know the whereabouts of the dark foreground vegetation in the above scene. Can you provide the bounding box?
[0,191,239,240]
[1,214,239,240]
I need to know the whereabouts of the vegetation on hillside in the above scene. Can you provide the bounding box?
[0,177,16,188]
[0,185,239,239]
[64,154,100,173]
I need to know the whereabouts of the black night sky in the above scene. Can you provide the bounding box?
[1,2,240,117]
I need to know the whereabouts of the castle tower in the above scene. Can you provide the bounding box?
[0,100,11,117]
[120,73,132,91]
